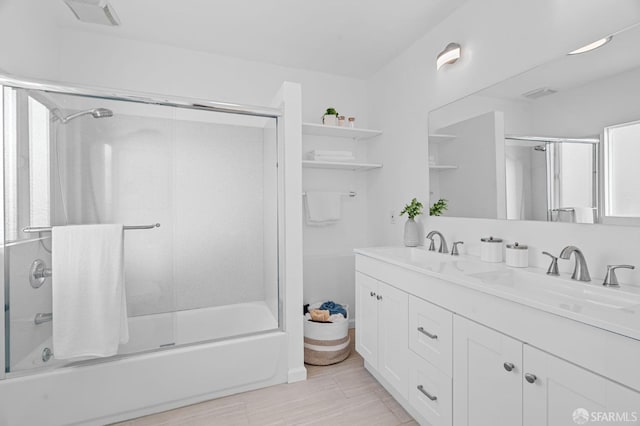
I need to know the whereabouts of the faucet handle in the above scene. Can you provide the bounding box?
[603,264,635,287]
[542,251,559,276]
[451,241,464,256]
[427,237,436,251]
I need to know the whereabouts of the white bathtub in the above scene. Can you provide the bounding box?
[12,301,279,372]
[1,302,287,425]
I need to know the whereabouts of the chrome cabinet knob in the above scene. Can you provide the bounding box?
[370,291,376,297]
[525,373,537,384]
[503,362,515,372]
[376,295,382,301]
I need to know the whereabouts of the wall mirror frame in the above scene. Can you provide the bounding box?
[428,22,640,227]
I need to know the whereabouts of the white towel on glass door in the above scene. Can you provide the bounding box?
[305,191,342,225]
[573,207,595,224]
[52,224,129,359]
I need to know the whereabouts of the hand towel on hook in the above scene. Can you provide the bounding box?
[52,224,129,359]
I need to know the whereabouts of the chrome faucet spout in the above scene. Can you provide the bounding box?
[559,245,591,282]
[426,231,448,254]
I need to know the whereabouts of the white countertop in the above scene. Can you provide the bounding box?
[354,246,640,341]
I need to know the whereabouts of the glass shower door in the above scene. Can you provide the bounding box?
[3,85,280,375]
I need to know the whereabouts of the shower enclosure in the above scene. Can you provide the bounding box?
[504,136,598,222]
[0,75,303,425]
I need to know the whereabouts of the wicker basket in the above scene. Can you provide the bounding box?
[304,302,350,366]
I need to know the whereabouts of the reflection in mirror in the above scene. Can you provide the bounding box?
[428,23,640,226]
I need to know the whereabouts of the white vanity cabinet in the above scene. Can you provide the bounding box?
[355,272,409,399]
[354,250,640,426]
[454,315,640,426]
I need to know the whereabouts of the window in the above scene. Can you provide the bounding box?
[28,96,51,227]
[604,120,640,220]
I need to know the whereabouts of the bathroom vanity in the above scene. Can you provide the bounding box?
[354,247,640,426]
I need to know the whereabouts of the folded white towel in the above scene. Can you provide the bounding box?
[313,157,356,163]
[304,191,342,225]
[573,207,595,224]
[308,150,355,162]
[52,224,129,359]
[309,150,354,158]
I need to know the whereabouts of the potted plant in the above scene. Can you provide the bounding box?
[322,107,339,126]
[400,198,423,247]
[429,198,448,216]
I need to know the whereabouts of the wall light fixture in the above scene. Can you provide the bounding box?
[436,43,461,70]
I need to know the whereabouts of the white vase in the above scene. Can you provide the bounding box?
[323,115,338,126]
[404,218,419,247]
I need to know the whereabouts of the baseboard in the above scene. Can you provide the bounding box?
[288,366,307,383]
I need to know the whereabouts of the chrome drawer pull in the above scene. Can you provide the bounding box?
[417,385,437,401]
[525,373,537,384]
[503,362,515,372]
[417,326,438,339]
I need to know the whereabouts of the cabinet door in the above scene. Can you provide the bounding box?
[453,316,523,426]
[523,345,640,426]
[355,272,379,367]
[378,281,409,399]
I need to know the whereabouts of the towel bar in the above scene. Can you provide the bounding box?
[302,191,356,197]
[34,312,52,325]
[22,223,161,233]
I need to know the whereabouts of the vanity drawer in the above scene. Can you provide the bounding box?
[409,295,453,375]
[409,351,452,426]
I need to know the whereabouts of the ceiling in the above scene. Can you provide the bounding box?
[49,0,466,78]
[480,23,640,101]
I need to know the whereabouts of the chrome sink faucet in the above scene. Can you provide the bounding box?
[559,246,591,282]
[426,231,448,254]
[603,265,635,287]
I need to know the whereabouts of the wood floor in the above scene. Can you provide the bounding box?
[116,330,416,425]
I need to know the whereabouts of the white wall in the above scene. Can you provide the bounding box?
[366,0,640,284]
[436,111,502,219]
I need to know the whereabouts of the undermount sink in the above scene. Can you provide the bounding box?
[469,269,640,312]
[361,247,452,270]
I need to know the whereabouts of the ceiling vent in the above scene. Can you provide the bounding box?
[63,0,121,26]
[522,87,557,100]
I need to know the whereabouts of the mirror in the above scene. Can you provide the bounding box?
[428,23,640,226]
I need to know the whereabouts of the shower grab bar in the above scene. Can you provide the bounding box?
[302,191,356,197]
[22,223,161,233]
[34,313,52,325]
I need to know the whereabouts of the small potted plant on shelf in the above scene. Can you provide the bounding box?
[322,107,339,126]
[429,198,448,216]
[400,198,423,247]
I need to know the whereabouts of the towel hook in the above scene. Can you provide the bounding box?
[30,259,52,289]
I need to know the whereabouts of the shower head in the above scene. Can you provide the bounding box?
[53,108,114,124]
[90,108,113,118]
